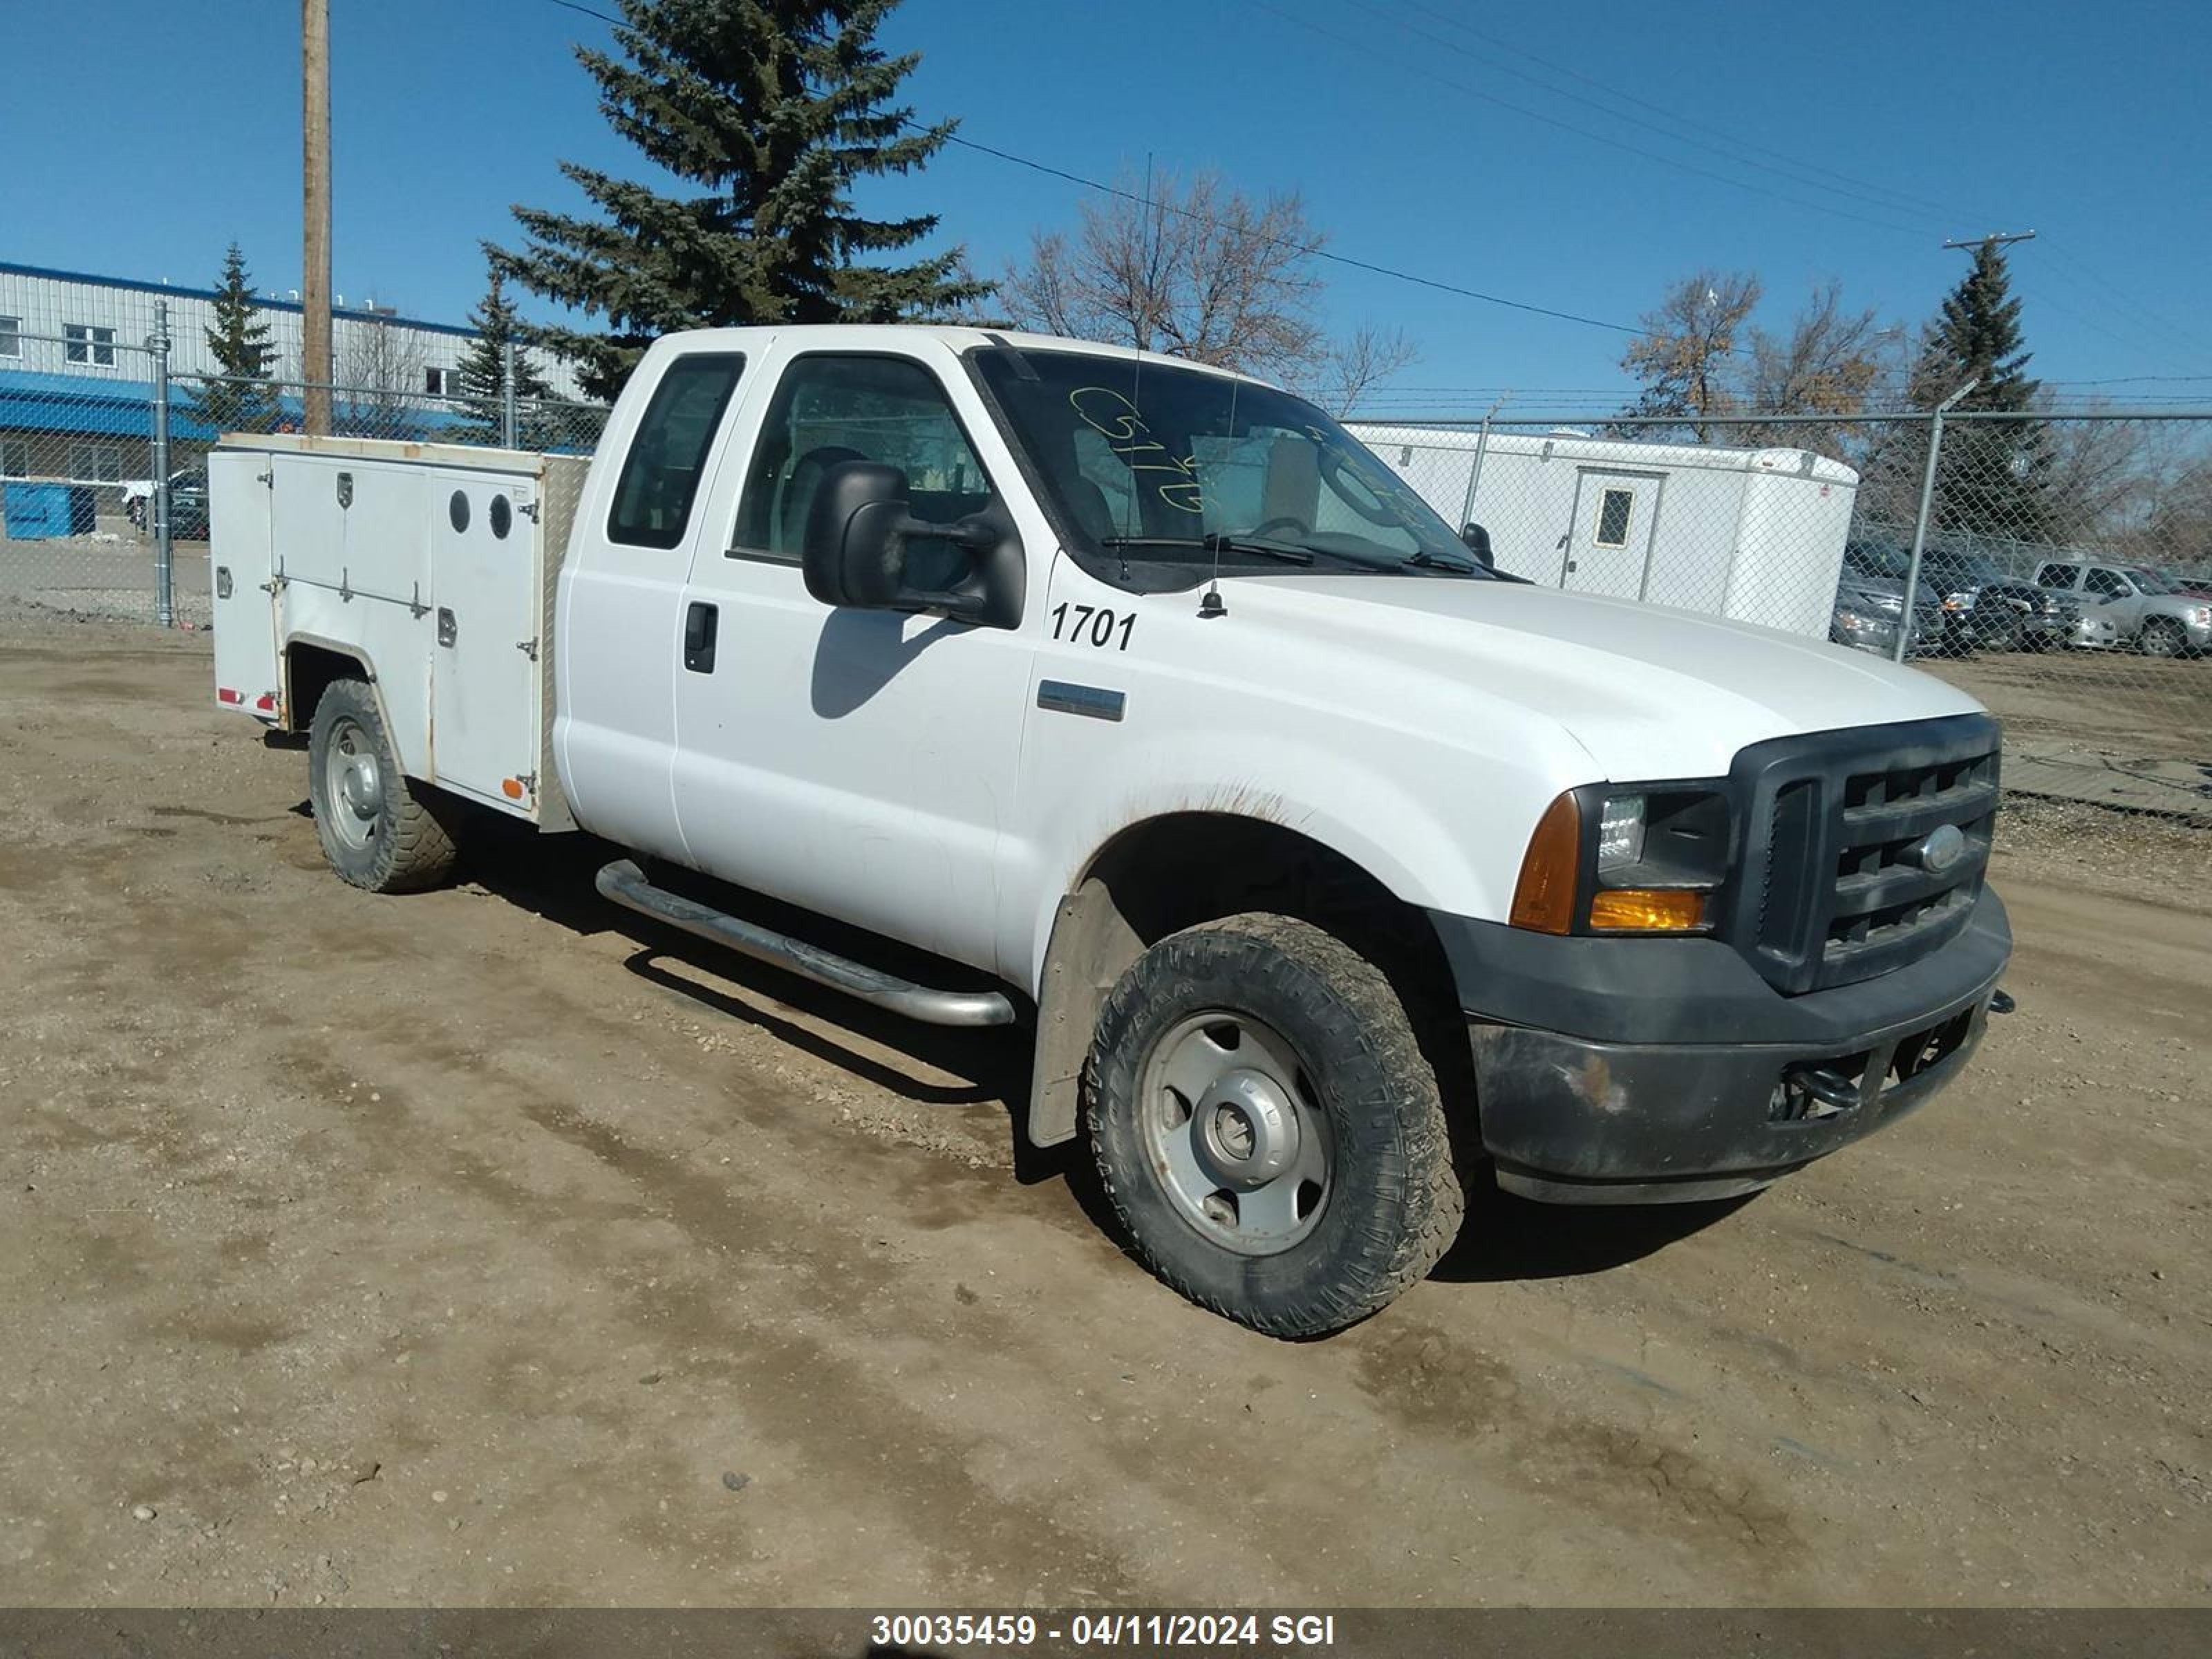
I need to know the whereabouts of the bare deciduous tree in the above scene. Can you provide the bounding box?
[1618,270,1761,440]
[336,317,431,438]
[1736,281,1888,451]
[1001,169,1414,406]
[1301,324,1420,418]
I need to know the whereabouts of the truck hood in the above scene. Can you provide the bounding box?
[1229,573,1985,781]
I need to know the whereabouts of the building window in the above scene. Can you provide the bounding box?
[0,316,20,358]
[425,366,453,396]
[71,442,124,483]
[1593,486,1635,548]
[64,324,118,368]
[1,438,29,477]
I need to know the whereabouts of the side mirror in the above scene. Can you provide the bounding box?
[801,460,1025,630]
[1460,521,1496,568]
[802,460,910,610]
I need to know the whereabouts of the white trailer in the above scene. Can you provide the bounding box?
[1349,423,1860,641]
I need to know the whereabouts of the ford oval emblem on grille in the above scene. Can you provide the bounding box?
[1910,823,1968,874]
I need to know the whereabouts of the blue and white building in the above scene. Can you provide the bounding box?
[0,261,579,490]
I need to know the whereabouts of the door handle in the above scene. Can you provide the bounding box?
[684,601,718,673]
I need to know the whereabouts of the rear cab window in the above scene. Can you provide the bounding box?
[608,353,746,549]
[2034,562,2079,590]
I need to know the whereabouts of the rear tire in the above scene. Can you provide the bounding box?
[1085,912,1463,1338]
[306,678,460,892]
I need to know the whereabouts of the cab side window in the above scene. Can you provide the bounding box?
[607,353,744,549]
[2083,566,2130,599]
[732,355,993,588]
[2034,562,2077,590]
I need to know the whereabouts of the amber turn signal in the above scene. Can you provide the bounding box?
[1509,791,1582,935]
[1589,888,1708,932]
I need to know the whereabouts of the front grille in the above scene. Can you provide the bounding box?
[1722,714,2000,994]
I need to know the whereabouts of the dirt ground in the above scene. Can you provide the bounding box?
[1926,647,2212,821]
[1,608,2207,1610]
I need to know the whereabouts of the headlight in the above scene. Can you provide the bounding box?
[1597,794,1645,872]
[1942,592,1971,611]
[1510,785,1732,936]
[2194,606,2210,626]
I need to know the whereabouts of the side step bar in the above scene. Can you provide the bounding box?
[594,859,1017,1029]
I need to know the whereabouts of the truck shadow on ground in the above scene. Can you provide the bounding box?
[443,810,1752,1286]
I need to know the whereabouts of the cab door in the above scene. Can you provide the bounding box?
[669,346,1035,976]
[554,350,749,862]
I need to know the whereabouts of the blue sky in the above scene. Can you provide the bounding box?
[6,0,2209,413]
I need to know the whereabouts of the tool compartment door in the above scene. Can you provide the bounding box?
[429,474,543,814]
[209,452,281,717]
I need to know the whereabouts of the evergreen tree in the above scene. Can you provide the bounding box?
[194,243,278,435]
[453,268,551,444]
[1909,238,2047,542]
[489,0,991,401]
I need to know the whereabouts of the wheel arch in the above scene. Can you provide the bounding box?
[283,635,377,734]
[1024,811,1471,1151]
[281,636,427,779]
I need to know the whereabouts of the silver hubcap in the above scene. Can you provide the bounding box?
[322,716,382,852]
[1140,1012,1332,1255]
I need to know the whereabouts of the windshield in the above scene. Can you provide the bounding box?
[971,346,1486,585]
[2129,567,2186,594]
[1845,541,1909,580]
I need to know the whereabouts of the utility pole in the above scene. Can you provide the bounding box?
[1941,230,2037,252]
[302,0,332,436]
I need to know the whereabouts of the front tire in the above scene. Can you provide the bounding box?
[1085,913,1463,1337]
[2141,617,2187,659]
[306,677,460,892]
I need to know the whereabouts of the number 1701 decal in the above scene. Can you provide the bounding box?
[1051,601,1135,651]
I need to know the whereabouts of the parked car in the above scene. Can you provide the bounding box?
[120,467,209,540]
[1843,539,2059,653]
[2032,558,2212,658]
[2064,606,2121,650]
[1830,566,1946,658]
[204,324,2013,1338]
[2148,566,2212,602]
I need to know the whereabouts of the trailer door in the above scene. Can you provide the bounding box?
[1561,469,1661,601]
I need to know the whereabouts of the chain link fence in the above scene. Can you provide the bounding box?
[0,302,609,628]
[4,306,2206,823]
[1352,409,2212,824]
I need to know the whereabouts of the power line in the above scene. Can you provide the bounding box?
[1352,0,1958,230]
[1389,0,1996,226]
[921,124,1647,338]
[1249,0,1929,238]
[529,0,1644,338]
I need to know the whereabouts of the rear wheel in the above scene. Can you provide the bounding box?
[2141,617,2187,658]
[1085,912,1463,1337]
[307,678,460,892]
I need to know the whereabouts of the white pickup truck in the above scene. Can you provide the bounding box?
[207,325,2012,1335]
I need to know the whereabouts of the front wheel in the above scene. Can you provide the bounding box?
[1085,913,1464,1337]
[306,678,460,892]
[2140,617,2187,659]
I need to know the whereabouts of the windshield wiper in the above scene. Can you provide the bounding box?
[1405,549,1482,575]
[1096,534,1315,566]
